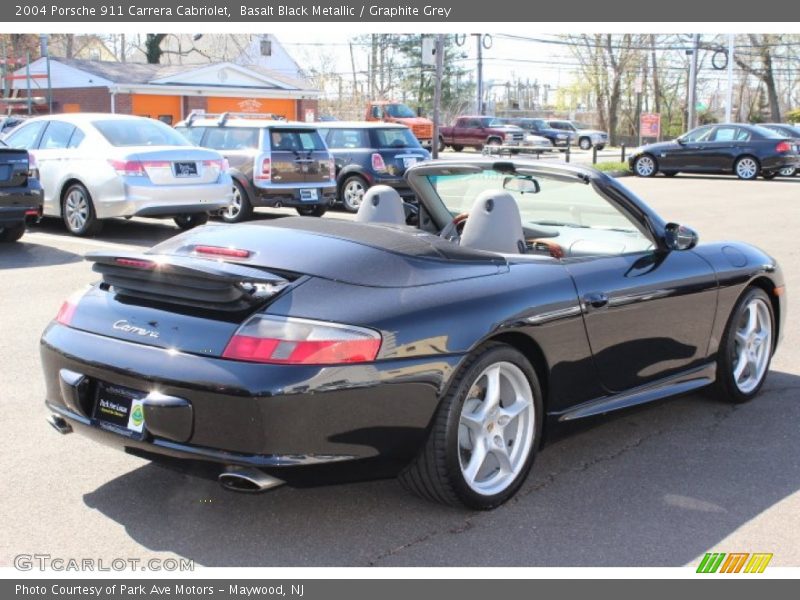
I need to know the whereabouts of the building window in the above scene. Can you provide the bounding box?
[260,39,272,56]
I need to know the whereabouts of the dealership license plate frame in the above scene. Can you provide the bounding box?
[92,382,147,439]
[299,188,319,202]
[173,161,199,178]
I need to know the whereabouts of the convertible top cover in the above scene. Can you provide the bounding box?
[150,218,508,288]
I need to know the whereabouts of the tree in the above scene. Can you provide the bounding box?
[731,34,782,122]
[144,34,167,64]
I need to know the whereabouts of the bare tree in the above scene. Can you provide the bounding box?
[732,34,782,121]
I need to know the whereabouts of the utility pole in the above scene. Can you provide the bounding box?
[687,33,700,130]
[432,34,444,159]
[725,34,734,123]
[476,35,483,115]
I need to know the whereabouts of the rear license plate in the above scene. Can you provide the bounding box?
[173,162,198,177]
[299,188,318,202]
[403,157,418,168]
[93,383,146,436]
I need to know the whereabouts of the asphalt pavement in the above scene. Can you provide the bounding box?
[1,172,798,568]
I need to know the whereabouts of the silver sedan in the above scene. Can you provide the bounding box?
[2,113,232,236]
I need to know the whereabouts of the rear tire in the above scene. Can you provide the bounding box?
[62,182,103,237]
[174,213,209,230]
[713,287,774,403]
[452,144,464,152]
[734,156,759,180]
[220,180,253,223]
[0,222,25,243]
[296,205,327,217]
[399,343,542,509]
[340,175,368,213]
[779,166,797,177]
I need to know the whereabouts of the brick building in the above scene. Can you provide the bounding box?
[8,58,320,124]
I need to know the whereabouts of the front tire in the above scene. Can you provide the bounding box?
[734,156,759,180]
[174,213,209,230]
[579,137,592,150]
[399,343,542,509]
[340,175,368,213]
[62,183,103,237]
[714,287,774,403]
[633,154,658,177]
[220,180,253,223]
[0,222,25,243]
[296,205,327,217]
[452,144,464,152]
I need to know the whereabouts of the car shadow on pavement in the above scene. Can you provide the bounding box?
[82,370,800,567]
[654,174,800,184]
[0,241,83,270]
[28,217,185,248]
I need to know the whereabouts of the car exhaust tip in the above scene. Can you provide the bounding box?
[47,414,73,435]
[218,466,285,493]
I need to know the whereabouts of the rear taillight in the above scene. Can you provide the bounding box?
[255,157,271,181]
[55,289,88,326]
[223,315,381,365]
[108,159,146,177]
[27,152,39,179]
[202,159,227,170]
[193,245,251,259]
[371,153,387,172]
[776,141,792,153]
[115,257,156,270]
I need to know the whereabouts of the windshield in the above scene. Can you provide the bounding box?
[385,103,417,119]
[424,169,654,256]
[93,119,192,147]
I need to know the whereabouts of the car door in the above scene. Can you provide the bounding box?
[33,120,79,214]
[658,125,714,172]
[555,190,718,393]
[697,125,740,171]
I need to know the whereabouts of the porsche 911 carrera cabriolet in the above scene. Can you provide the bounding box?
[40,159,786,509]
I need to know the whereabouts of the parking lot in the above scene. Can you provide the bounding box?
[1,173,799,568]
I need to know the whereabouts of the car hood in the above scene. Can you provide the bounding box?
[390,116,432,126]
[150,218,507,288]
[636,140,681,154]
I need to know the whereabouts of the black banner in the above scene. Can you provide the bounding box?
[2,0,798,22]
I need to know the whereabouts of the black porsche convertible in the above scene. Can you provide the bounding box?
[41,159,786,509]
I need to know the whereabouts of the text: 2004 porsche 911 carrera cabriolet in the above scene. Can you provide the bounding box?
[40,159,786,509]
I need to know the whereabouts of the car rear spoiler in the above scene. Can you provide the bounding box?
[86,251,291,312]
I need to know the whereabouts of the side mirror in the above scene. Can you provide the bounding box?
[676,137,686,145]
[664,223,699,251]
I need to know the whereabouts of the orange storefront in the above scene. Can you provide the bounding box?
[131,94,182,125]
[206,97,297,120]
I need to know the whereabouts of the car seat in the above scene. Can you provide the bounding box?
[460,190,526,254]
[356,185,407,225]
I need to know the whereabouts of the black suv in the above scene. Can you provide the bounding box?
[501,118,576,148]
[0,139,43,243]
[316,122,430,212]
[175,112,337,222]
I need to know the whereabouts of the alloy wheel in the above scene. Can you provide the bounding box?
[342,178,366,211]
[579,137,592,150]
[457,362,535,496]
[736,157,758,179]
[65,189,89,232]
[731,297,772,394]
[223,185,242,220]
[635,155,656,176]
[779,166,796,177]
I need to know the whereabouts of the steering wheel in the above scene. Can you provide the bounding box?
[439,212,469,241]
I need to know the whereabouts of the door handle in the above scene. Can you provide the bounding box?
[582,292,609,310]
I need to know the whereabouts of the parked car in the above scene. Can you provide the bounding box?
[568,121,609,150]
[440,116,526,151]
[41,158,785,509]
[501,118,575,148]
[760,123,800,176]
[3,113,231,236]
[316,121,430,212]
[365,100,434,149]
[175,112,336,223]
[629,123,800,180]
[0,139,43,243]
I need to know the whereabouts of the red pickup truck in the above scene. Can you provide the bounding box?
[440,116,526,151]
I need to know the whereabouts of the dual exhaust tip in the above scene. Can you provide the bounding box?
[46,414,283,493]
